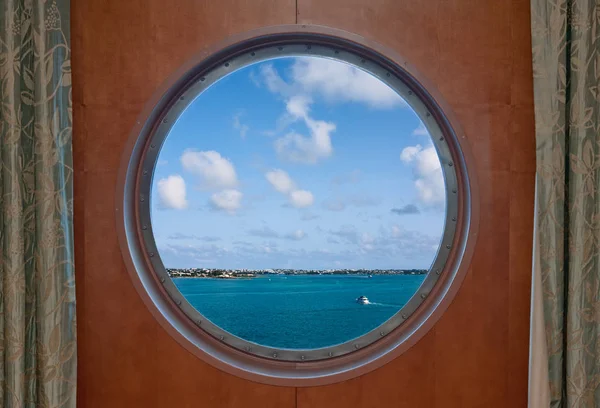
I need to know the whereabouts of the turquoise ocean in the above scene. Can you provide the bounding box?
[173,274,425,349]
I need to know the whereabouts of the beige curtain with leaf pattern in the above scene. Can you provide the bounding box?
[0,1,76,407]
[530,0,600,406]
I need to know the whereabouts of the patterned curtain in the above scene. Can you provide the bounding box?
[531,0,600,406]
[0,1,76,407]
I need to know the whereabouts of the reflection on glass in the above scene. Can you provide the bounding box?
[151,56,446,349]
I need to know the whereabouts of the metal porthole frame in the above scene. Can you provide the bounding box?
[116,24,479,386]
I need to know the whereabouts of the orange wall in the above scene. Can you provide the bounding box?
[72,1,535,406]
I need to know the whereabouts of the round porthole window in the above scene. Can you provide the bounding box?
[117,25,478,385]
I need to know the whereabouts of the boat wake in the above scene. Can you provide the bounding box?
[367,302,404,308]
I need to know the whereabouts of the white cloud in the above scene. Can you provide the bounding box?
[400,144,445,206]
[210,189,242,213]
[258,58,404,110]
[233,113,249,139]
[391,224,403,238]
[168,233,221,242]
[159,223,441,269]
[260,62,366,165]
[156,175,188,210]
[181,150,238,190]
[246,227,307,241]
[249,70,262,87]
[289,190,314,208]
[290,57,404,109]
[257,57,409,166]
[275,131,332,164]
[327,223,440,259]
[286,95,312,118]
[262,244,276,254]
[285,229,307,240]
[265,169,314,208]
[412,123,429,136]
[274,96,335,164]
[260,64,293,96]
[400,144,423,162]
[265,169,295,194]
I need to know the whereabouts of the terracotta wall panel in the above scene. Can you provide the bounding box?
[72,1,297,407]
[296,0,535,407]
[73,0,535,406]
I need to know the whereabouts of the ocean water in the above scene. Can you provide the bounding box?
[173,274,425,349]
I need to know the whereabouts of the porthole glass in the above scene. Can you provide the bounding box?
[118,27,475,382]
[146,49,454,358]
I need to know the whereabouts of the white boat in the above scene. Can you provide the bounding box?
[356,295,370,305]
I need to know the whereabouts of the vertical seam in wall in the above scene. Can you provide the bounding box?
[291,10,297,404]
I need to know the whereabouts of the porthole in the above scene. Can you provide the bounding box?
[117,25,478,386]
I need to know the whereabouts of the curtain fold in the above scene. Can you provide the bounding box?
[531,0,600,406]
[0,1,76,407]
[530,181,551,407]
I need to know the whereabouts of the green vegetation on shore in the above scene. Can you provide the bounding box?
[167,268,428,279]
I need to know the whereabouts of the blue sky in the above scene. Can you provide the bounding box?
[151,56,446,269]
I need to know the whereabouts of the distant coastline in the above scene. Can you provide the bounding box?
[166,268,428,279]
